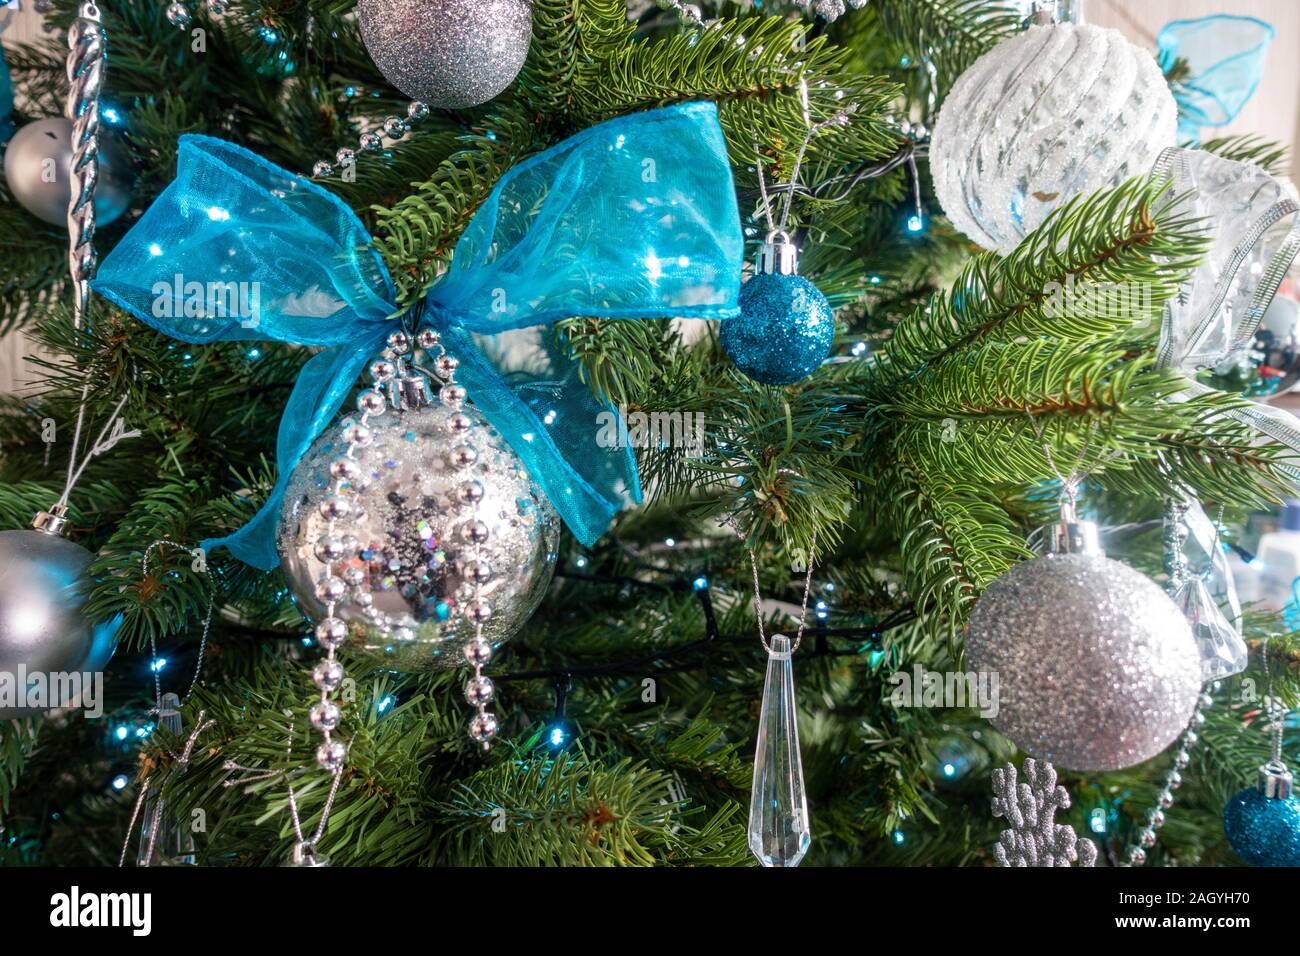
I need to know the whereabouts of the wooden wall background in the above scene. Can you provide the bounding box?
[1,0,1297,394]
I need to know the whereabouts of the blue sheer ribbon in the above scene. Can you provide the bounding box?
[1157,15,1274,145]
[0,38,12,144]
[91,102,743,568]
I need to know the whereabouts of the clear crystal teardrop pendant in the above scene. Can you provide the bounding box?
[748,633,811,867]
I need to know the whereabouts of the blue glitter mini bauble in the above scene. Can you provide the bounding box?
[721,273,834,385]
[1224,786,1300,866]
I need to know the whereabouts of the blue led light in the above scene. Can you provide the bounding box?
[115,726,128,741]
[149,657,168,673]
[377,695,395,713]
[112,774,129,791]
[942,762,956,777]
[575,555,589,569]
[906,214,925,233]
[692,575,709,591]
[549,726,567,747]
[892,830,905,844]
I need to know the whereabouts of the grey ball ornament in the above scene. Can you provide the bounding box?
[0,521,121,719]
[965,520,1201,772]
[3,118,132,227]
[357,0,534,110]
[279,399,559,672]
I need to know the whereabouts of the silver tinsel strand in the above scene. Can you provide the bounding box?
[991,758,1098,867]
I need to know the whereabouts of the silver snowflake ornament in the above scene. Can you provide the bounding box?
[991,759,1098,867]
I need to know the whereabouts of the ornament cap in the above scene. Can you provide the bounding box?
[1024,0,1085,28]
[32,506,70,537]
[1044,517,1102,557]
[756,233,799,276]
[390,371,433,411]
[1259,761,1293,799]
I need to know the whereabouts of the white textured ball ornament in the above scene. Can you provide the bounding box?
[965,525,1200,772]
[930,23,1177,254]
[358,0,533,109]
[3,118,132,227]
[279,398,559,672]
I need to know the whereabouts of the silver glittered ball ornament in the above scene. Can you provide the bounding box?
[930,19,1176,254]
[279,377,559,672]
[357,0,534,109]
[3,118,132,227]
[0,511,122,719]
[965,517,1201,772]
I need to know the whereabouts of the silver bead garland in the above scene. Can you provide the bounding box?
[311,100,432,180]
[304,328,502,749]
[1122,689,1212,866]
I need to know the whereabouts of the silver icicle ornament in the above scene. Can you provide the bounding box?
[357,0,534,110]
[965,512,1201,772]
[0,509,121,718]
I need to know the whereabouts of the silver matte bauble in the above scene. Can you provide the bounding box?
[965,530,1201,772]
[0,522,121,719]
[1251,291,1300,396]
[279,400,559,671]
[2,118,132,227]
[357,0,533,109]
[930,22,1176,253]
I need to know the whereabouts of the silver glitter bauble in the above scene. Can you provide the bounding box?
[279,400,559,672]
[2,118,132,227]
[930,22,1176,254]
[966,549,1201,772]
[0,525,121,719]
[358,0,533,109]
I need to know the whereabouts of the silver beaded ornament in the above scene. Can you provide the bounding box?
[279,334,558,676]
[357,0,534,109]
[965,514,1202,772]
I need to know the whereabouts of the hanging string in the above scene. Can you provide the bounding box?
[223,717,345,864]
[754,77,855,241]
[140,540,215,714]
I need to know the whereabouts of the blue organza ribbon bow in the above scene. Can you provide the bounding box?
[1157,15,1274,145]
[0,36,13,144]
[92,102,743,569]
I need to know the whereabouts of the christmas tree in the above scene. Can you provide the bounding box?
[1,0,1299,870]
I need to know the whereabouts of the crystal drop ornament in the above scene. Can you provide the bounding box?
[1172,576,1248,681]
[137,693,197,866]
[748,634,811,867]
